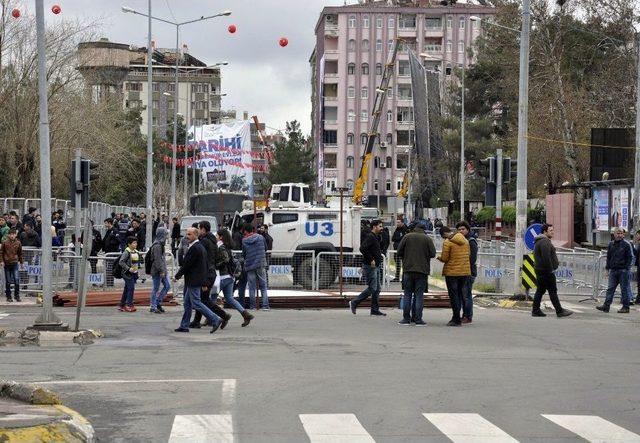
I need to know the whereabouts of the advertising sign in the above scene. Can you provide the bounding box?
[193,121,253,197]
[593,189,609,231]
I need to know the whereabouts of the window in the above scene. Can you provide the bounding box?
[397,130,415,145]
[348,110,355,121]
[361,87,368,99]
[126,82,142,91]
[397,107,414,123]
[374,157,380,168]
[397,180,403,191]
[386,155,392,166]
[361,63,369,74]
[376,17,383,28]
[388,17,395,28]
[396,153,408,168]
[373,180,379,191]
[360,110,368,122]
[326,180,336,192]
[168,100,174,109]
[166,83,175,92]
[398,60,410,76]
[387,86,393,98]
[446,63,452,75]
[386,180,392,191]
[388,39,394,51]
[324,153,337,168]
[425,17,442,29]
[152,82,160,92]
[348,39,356,52]
[152,100,159,109]
[346,179,354,190]
[346,156,355,168]
[348,63,355,75]
[447,16,452,29]
[362,39,370,51]
[347,132,354,144]
[447,40,453,52]
[458,41,465,53]
[376,39,382,52]
[363,15,369,28]
[323,130,337,144]
[399,14,416,29]
[459,17,466,29]
[398,84,412,99]
[348,86,355,98]
[361,133,368,145]
[272,213,299,224]
[348,15,356,28]
[376,63,383,75]
[387,110,393,122]
[386,133,393,144]
[292,186,301,202]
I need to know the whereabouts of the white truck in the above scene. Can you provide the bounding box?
[229,183,364,289]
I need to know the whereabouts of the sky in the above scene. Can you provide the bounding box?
[37,0,349,135]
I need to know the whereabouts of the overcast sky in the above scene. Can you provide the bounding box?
[47,0,348,135]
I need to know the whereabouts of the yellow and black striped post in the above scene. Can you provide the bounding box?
[521,254,537,289]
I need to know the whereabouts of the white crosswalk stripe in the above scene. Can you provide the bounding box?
[423,413,519,443]
[299,414,375,443]
[168,414,234,443]
[543,414,640,442]
[0,313,9,320]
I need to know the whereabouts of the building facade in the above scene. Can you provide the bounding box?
[77,39,223,138]
[310,0,494,213]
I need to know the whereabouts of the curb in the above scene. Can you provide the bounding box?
[0,381,95,442]
[0,329,103,345]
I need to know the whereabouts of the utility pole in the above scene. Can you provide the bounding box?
[460,64,465,220]
[33,0,64,329]
[513,0,531,296]
[145,0,154,251]
[170,25,179,227]
[634,33,640,231]
[337,187,349,298]
[495,148,503,293]
[74,149,82,283]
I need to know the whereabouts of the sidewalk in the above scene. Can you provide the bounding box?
[0,381,94,442]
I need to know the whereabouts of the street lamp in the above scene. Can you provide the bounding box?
[121,5,231,239]
[469,15,521,34]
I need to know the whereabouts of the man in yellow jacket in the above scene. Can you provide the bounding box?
[438,226,471,326]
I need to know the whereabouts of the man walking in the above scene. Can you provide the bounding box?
[1,229,23,302]
[457,221,478,324]
[349,219,386,316]
[391,217,408,282]
[242,223,269,310]
[148,226,170,313]
[171,217,181,258]
[532,224,573,317]
[174,227,222,333]
[438,226,471,326]
[396,221,436,325]
[102,218,120,287]
[596,227,634,314]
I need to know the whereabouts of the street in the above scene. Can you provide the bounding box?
[1,302,639,442]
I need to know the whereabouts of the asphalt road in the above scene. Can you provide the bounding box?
[1,300,639,442]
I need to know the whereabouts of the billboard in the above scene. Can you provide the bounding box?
[192,121,253,197]
[610,188,629,231]
[592,189,609,231]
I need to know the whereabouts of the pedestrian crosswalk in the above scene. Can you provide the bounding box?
[0,313,9,321]
[166,412,640,442]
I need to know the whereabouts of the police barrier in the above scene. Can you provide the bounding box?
[230,250,316,291]
[315,251,389,291]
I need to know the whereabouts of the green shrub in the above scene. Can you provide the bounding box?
[502,206,516,223]
[476,206,496,223]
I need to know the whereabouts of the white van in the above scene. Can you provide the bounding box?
[180,215,217,237]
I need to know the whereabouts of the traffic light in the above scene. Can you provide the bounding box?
[70,158,98,208]
[509,159,517,181]
[485,182,496,207]
[478,156,496,184]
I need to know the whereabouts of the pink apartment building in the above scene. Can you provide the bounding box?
[310,0,495,213]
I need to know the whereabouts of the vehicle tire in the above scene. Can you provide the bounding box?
[296,256,315,290]
[316,256,337,289]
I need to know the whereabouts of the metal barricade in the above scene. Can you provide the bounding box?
[231,249,316,290]
[315,251,389,291]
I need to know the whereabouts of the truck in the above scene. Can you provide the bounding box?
[229,183,363,289]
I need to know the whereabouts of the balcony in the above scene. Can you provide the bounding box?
[424,45,443,53]
[324,49,339,60]
[424,27,444,38]
[398,27,417,38]
[324,23,339,38]
[323,75,339,84]
[323,119,338,129]
[323,95,338,103]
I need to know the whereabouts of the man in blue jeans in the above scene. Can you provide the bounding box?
[457,221,478,323]
[148,226,170,313]
[396,221,436,325]
[597,227,634,314]
[350,219,386,316]
[174,227,221,333]
[241,223,269,310]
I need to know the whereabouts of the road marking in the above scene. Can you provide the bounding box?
[0,313,9,320]
[543,414,640,442]
[32,378,235,385]
[299,414,375,443]
[544,301,584,313]
[423,413,519,442]
[168,414,234,443]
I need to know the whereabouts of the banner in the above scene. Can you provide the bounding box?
[611,188,629,231]
[192,121,253,197]
[593,189,609,231]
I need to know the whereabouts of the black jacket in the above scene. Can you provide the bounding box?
[360,231,383,266]
[260,232,273,251]
[606,239,634,270]
[378,228,390,254]
[102,227,120,253]
[533,234,559,273]
[175,240,208,287]
[90,228,103,256]
[397,226,436,275]
[19,230,41,247]
[199,232,219,286]
[171,223,181,240]
[391,224,408,249]
[467,234,478,277]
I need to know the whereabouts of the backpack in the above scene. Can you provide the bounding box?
[112,251,126,279]
[228,255,243,280]
[145,244,156,275]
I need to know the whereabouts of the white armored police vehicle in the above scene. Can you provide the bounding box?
[229,183,364,289]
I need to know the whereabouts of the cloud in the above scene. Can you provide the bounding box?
[49,0,346,134]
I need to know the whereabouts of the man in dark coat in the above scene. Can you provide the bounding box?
[597,226,634,314]
[350,219,385,316]
[173,227,222,333]
[102,218,120,287]
[532,224,572,318]
[391,217,408,282]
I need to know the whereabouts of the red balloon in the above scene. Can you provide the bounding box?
[11,8,20,18]
[279,37,289,47]
[228,24,237,34]
[51,4,61,14]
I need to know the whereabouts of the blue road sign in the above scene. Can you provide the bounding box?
[524,223,543,250]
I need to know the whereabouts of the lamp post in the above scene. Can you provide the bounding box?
[122,6,231,238]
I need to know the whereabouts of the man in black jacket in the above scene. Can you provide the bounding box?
[171,217,181,258]
[349,219,386,316]
[190,221,231,329]
[391,217,408,282]
[174,227,222,333]
[532,224,572,318]
[457,221,477,323]
[102,218,120,287]
[597,227,634,313]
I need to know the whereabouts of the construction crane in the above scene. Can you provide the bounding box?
[352,38,401,204]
